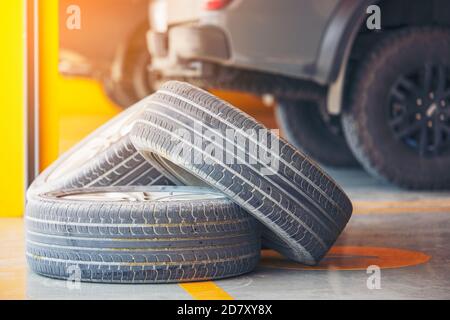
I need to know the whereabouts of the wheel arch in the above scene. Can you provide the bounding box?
[316,0,379,114]
[316,0,378,85]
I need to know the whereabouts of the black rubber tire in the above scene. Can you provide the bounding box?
[28,97,175,196]
[342,27,450,189]
[57,136,173,189]
[25,186,261,283]
[276,98,359,167]
[103,23,155,108]
[130,81,353,265]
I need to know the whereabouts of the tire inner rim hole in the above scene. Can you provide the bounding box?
[52,189,226,202]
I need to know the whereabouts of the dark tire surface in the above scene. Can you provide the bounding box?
[342,27,450,189]
[28,98,175,196]
[103,22,155,108]
[130,81,352,265]
[58,136,173,189]
[276,98,359,167]
[26,186,260,283]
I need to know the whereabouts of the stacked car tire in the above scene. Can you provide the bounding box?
[26,81,353,283]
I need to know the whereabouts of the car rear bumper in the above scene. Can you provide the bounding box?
[148,24,230,77]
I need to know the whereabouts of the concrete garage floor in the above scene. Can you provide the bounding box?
[1,169,449,300]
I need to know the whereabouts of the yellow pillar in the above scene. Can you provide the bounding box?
[0,2,25,217]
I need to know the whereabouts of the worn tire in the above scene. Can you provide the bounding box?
[28,97,175,196]
[26,186,261,283]
[276,98,359,167]
[57,136,173,189]
[342,27,450,189]
[130,81,352,265]
[103,22,155,108]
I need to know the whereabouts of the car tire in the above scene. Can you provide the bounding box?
[26,186,261,283]
[130,81,353,265]
[276,98,359,167]
[56,136,174,189]
[342,27,450,189]
[28,97,175,196]
[103,23,155,108]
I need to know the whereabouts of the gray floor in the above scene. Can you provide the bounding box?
[0,169,446,299]
[328,167,450,201]
[224,212,450,300]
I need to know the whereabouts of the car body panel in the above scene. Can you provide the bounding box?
[149,0,203,31]
[149,0,378,84]
[201,0,339,81]
[148,0,381,114]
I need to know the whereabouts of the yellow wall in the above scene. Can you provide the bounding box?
[0,0,122,217]
[0,2,25,217]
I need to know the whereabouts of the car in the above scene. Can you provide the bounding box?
[59,0,153,107]
[147,0,450,189]
[58,0,268,112]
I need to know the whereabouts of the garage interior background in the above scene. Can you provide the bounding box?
[0,0,272,219]
[1,0,449,300]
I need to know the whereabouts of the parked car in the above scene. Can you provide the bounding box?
[58,0,153,107]
[147,0,450,189]
[58,0,267,109]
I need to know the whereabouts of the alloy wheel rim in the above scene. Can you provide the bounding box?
[388,63,450,157]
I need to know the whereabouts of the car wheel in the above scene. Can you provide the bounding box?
[342,27,450,189]
[276,98,359,167]
[26,186,261,283]
[103,23,155,108]
[130,81,353,265]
